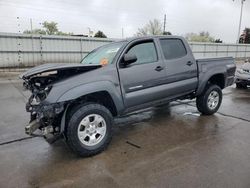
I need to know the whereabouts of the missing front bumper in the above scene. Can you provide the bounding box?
[25,120,40,135]
[25,120,61,143]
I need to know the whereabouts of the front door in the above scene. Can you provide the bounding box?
[118,39,166,108]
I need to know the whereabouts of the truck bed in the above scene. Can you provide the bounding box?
[196,57,236,95]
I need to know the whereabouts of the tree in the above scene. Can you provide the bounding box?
[23,21,72,36]
[94,30,107,38]
[185,31,215,42]
[215,39,223,43]
[163,31,172,35]
[136,19,171,36]
[57,31,74,36]
[23,29,46,35]
[239,28,250,44]
[42,21,58,35]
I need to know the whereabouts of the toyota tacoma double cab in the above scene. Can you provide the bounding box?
[20,36,236,157]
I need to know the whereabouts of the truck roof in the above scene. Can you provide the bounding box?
[121,35,185,43]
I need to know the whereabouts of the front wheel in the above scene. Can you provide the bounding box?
[196,85,222,115]
[66,103,113,157]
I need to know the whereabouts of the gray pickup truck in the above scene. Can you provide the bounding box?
[20,36,236,157]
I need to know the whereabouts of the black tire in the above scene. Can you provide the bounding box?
[236,83,247,89]
[196,85,222,115]
[66,103,113,157]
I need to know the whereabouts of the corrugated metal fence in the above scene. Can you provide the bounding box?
[0,33,113,68]
[189,42,250,59]
[0,32,250,68]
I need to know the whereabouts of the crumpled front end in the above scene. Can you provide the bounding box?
[23,77,66,143]
[20,63,102,143]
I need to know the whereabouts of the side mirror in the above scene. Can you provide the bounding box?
[123,54,137,66]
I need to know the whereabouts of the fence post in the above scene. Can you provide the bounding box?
[203,43,206,57]
[17,35,22,68]
[31,34,35,67]
[80,38,83,59]
[216,44,218,57]
[226,45,229,57]
[245,45,247,58]
[39,35,43,65]
[235,45,238,59]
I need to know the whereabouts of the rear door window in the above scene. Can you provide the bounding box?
[160,39,187,60]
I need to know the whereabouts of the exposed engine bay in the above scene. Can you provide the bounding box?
[20,64,101,143]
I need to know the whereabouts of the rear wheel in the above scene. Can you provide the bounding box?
[196,85,222,115]
[66,103,113,157]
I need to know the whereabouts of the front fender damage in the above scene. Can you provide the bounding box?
[21,64,102,143]
[21,63,103,143]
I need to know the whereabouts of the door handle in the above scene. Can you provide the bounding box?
[155,66,164,71]
[186,61,193,66]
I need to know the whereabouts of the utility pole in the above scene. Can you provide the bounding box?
[122,27,124,38]
[30,18,33,33]
[163,14,166,34]
[234,0,246,43]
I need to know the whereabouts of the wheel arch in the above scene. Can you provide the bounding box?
[60,89,122,133]
[68,91,118,116]
[56,81,124,113]
[207,74,225,89]
[197,73,226,96]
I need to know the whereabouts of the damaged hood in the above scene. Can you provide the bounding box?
[20,63,102,79]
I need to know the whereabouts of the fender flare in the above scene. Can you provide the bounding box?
[57,81,124,133]
[57,80,124,113]
[196,67,226,96]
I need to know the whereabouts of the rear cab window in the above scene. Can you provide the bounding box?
[159,39,187,60]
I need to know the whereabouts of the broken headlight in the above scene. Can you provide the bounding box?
[237,68,244,74]
[29,86,52,105]
[37,102,65,120]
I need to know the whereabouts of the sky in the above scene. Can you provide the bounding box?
[0,0,249,43]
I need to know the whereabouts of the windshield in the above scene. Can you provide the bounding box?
[81,42,125,65]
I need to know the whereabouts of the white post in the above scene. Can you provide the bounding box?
[236,0,246,44]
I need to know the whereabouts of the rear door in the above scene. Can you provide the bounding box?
[118,39,166,108]
[158,38,198,96]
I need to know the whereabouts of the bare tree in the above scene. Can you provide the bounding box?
[185,31,215,42]
[136,19,163,36]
